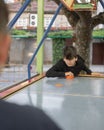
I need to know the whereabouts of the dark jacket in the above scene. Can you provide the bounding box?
[0,100,62,130]
[46,55,92,77]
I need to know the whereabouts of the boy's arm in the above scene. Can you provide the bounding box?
[82,64,92,74]
[82,64,103,76]
[77,55,92,74]
[46,60,65,77]
[46,68,65,77]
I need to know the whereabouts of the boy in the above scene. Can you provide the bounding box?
[0,1,61,130]
[46,45,93,78]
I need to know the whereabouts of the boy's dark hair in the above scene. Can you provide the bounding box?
[0,0,9,33]
[63,45,77,60]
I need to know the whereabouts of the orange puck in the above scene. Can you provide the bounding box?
[66,75,74,79]
[55,83,63,87]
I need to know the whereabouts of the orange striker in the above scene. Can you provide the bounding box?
[66,75,74,79]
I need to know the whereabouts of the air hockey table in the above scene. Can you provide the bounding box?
[2,76,104,130]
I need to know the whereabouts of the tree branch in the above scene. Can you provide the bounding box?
[92,12,104,29]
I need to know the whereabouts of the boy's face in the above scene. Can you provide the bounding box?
[64,57,77,67]
[0,34,11,66]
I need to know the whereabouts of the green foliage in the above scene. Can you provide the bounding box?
[11,29,104,38]
[53,38,65,64]
[11,29,28,35]
[93,29,104,38]
[11,29,36,38]
[48,29,104,39]
[48,30,73,38]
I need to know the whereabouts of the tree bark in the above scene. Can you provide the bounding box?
[74,11,92,66]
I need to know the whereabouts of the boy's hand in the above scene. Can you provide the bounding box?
[65,71,74,76]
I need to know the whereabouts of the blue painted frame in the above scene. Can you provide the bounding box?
[8,0,31,30]
[99,0,104,9]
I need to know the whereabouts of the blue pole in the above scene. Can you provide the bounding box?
[8,0,31,29]
[99,0,104,9]
[28,3,63,79]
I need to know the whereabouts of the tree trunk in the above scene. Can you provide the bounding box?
[74,12,92,66]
